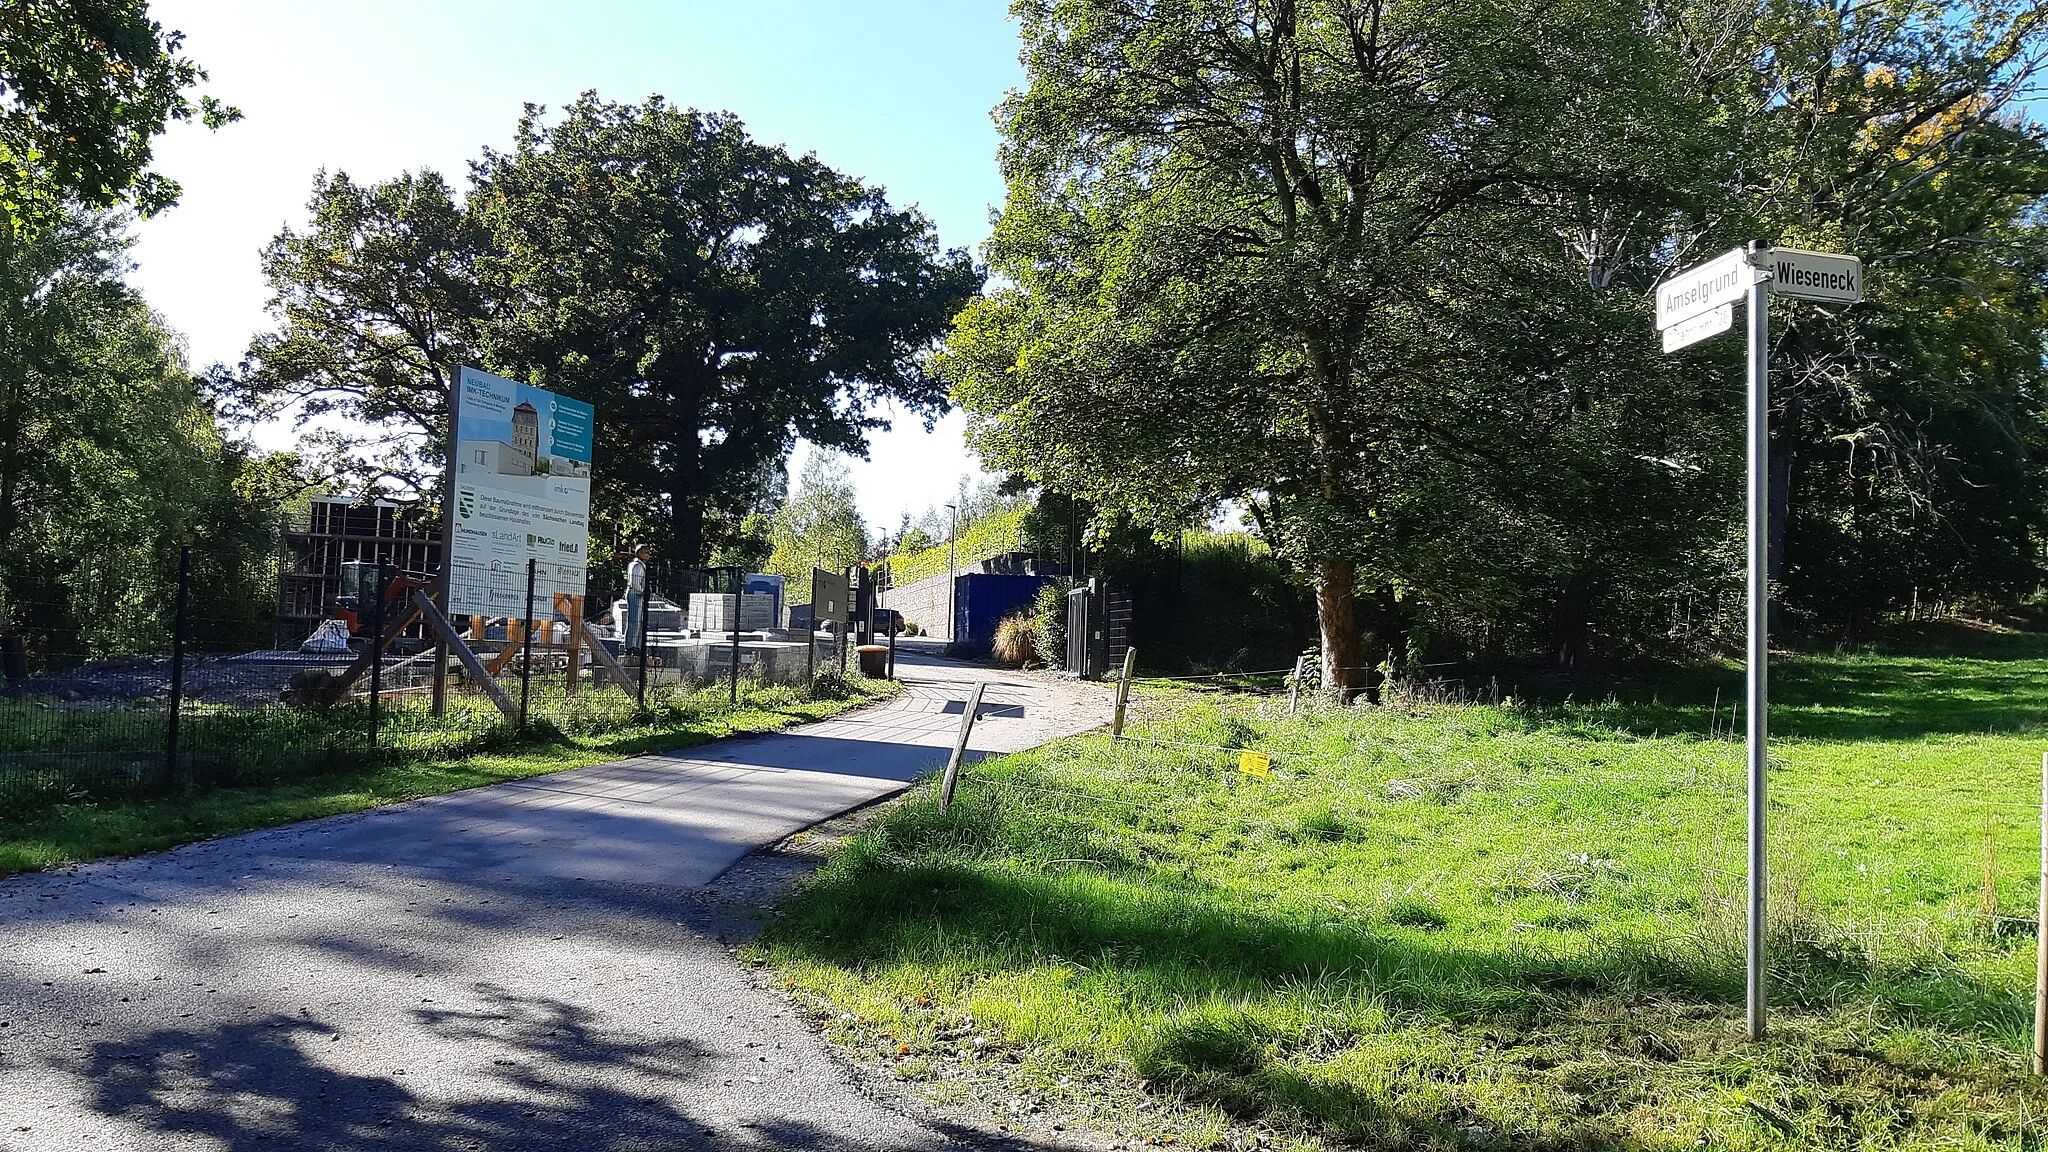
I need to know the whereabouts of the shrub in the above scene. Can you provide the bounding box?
[991,610,1038,667]
[1032,582,1067,670]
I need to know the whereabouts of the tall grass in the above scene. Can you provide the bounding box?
[760,633,2048,1150]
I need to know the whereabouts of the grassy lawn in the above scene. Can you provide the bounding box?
[0,674,897,876]
[759,626,2046,1150]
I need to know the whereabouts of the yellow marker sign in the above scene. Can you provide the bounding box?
[1238,750,1271,777]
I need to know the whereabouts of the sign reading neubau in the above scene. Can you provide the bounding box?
[1655,247,1750,330]
[1766,247,1863,304]
[447,366,596,619]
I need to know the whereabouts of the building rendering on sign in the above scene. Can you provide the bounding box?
[457,438,536,476]
[511,402,539,457]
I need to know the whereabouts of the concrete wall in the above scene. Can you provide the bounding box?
[882,571,955,641]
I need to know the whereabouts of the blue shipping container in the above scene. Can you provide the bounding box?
[951,573,1051,656]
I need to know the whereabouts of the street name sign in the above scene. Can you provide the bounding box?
[1656,247,1750,330]
[1766,247,1862,304]
[1645,238,1866,1045]
[1662,302,1734,352]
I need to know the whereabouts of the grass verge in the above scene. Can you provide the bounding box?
[0,673,898,876]
[758,632,2046,1151]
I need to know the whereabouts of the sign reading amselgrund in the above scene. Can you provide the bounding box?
[447,366,596,619]
[1655,247,1749,330]
[1766,247,1863,304]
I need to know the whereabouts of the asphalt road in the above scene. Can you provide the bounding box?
[0,651,1110,1151]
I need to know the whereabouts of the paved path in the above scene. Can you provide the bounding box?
[0,652,1109,1151]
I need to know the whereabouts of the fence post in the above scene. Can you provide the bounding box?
[1111,646,1138,739]
[729,610,741,707]
[1287,654,1304,716]
[2034,749,2046,1076]
[164,546,190,788]
[938,681,987,813]
[368,562,386,753]
[636,577,650,713]
[519,559,536,732]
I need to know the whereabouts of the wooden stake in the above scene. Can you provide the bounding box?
[1288,654,1304,716]
[578,617,634,689]
[1111,646,1138,739]
[938,681,987,813]
[563,593,583,696]
[411,589,517,719]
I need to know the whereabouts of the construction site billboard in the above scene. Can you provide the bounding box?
[446,366,596,619]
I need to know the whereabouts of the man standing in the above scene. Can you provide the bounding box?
[624,544,651,653]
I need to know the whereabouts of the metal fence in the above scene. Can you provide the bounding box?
[0,552,867,817]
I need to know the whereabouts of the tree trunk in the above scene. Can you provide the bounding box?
[670,385,705,568]
[1315,559,1367,704]
[1552,569,1592,672]
[1767,394,1798,583]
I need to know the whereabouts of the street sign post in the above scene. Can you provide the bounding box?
[1654,240,1861,1042]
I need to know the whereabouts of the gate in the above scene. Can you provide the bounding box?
[1066,580,1130,680]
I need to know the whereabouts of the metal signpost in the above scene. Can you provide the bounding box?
[1655,242,1863,1042]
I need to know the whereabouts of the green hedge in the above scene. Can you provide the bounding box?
[886,506,1028,586]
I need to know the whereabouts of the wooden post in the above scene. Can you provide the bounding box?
[2034,749,2046,1076]
[1111,646,1138,739]
[938,681,987,813]
[1287,654,1304,716]
[411,589,518,719]
[486,617,526,676]
[577,616,633,689]
[563,594,583,695]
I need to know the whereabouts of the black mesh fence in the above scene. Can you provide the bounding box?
[0,553,870,820]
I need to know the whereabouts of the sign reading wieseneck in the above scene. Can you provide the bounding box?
[1766,247,1863,304]
[448,366,596,619]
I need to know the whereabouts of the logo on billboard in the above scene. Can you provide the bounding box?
[457,488,475,519]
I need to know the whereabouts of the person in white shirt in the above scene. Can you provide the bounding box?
[624,544,651,652]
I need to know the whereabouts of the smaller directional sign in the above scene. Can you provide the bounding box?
[1656,247,1752,330]
[1662,303,1734,353]
[1766,247,1862,304]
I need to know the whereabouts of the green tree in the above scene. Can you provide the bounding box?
[945,0,1703,697]
[0,0,238,232]
[760,454,870,585]
[0,211,301,654]
[475,93,981,566]
[230,169,489,500]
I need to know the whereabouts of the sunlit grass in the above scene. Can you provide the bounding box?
[760,628,2047,1150]
[0,672,897,875]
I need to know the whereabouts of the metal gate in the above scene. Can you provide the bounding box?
[1065,581,1131,680]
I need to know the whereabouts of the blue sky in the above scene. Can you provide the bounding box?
[130,0,1021,530]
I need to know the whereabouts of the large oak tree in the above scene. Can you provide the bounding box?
[474,94,980,566]
[944,0,1701,697]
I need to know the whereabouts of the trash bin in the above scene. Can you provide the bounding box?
[856,644,889,679]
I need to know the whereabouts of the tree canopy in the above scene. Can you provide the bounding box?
[946,0,2048,689]
[475,94,981,566]
[0,0,238,233]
